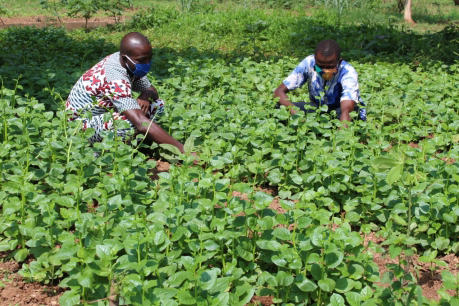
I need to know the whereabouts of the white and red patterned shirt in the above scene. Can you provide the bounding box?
[66,52,152,120]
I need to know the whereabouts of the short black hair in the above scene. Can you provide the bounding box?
[315,40,340,59]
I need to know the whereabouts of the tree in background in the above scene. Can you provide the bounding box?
[0,0,9,26]
[67,0,101,28]
[397,0,414,23]
[102,0,132,24]
[40,0,68,24]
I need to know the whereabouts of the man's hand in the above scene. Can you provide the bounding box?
[137,98,151,115]
[339,100,356,129]
[274,83,297,115]
[137,86,159,115]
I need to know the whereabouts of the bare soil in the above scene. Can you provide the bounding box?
[0,255,63,306]
[0,15,126,29]
[148,159,171,181]
[363,232,459,301]
[250,295,274,305]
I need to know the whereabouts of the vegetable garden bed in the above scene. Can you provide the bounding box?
[1,4,459,305]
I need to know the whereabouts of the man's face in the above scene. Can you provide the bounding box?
[315,52,340,81]
[315,52,339,69]
[124,44,152,71]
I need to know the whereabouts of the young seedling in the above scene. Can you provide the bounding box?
[418,250,447,279]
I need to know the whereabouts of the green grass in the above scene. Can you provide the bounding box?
[1,0,458,35]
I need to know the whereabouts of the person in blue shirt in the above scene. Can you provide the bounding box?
[273,39,366,124]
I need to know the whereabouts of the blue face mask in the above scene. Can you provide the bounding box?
[125,55,151,77]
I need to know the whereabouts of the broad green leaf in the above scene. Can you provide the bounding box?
[276,271,294,286]
[391,214,407,226]
[236,246,254,261]
[345,292,361,306]
[296,278,318,292]
[167,271,194,287]
[272,227,291,241]
[176,291,196,305]
[59,291,81,306]
[373,157,401,168]
[55,197,75,207]
[386,165,402,185]
[160,143,182,155]
[335,278,354,293]
[183,136,195,153]
[14,248,28,262]
[325,251,344,269]
[329,293,345,306]
[318,278,335,292]
[271,255,287,267]
[360,285,373,300]
[311,263,322,280]
[78,269,93,288]
[96,244,111,258]
[434,237,450,250]
[389,245,402,260]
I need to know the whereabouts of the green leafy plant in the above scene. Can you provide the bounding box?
[418,250,447,279]
[67,0,101,28]
[438,269,459,305]
[0,0,9,26]
[101,0,132,24]
[39,0,68,24]
[0,4,459,305]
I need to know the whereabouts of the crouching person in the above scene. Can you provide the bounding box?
[273,39,366,126]
[66,32,186,153]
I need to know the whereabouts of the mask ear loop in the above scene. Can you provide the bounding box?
[123,55,136,74]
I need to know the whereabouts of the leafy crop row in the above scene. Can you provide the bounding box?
[0,9,458,306]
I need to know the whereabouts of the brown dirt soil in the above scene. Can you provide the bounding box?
[231,186,285,216]
[363,232,459,301]
[441,157,457,165]
[148,159,171,181]
[0,15,126,29]
[0,257,63,306]
[250,295,274,306]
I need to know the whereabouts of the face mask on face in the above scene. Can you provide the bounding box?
[124,55,151,77]
[315,65,338,81]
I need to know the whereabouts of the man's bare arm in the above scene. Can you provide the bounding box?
[273,83,297,115]
[339,100,356,128]
[123,109,185,153]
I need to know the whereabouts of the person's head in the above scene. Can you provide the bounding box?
[119,32,152,77]
[314,40,341,81]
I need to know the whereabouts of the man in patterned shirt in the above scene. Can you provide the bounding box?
[66,32,187,153]
[274,39,366,124]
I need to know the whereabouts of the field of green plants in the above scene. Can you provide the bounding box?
[0,1,459,305]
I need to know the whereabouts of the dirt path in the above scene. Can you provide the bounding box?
[0,15,127,29]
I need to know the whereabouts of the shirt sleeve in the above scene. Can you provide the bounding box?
[105,79,140,113]
[340,66,360,103]
[282,57,312,91]
[132,76,152,92]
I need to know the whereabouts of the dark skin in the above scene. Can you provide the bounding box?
[273,52,356,127]
[119,38,190,155]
